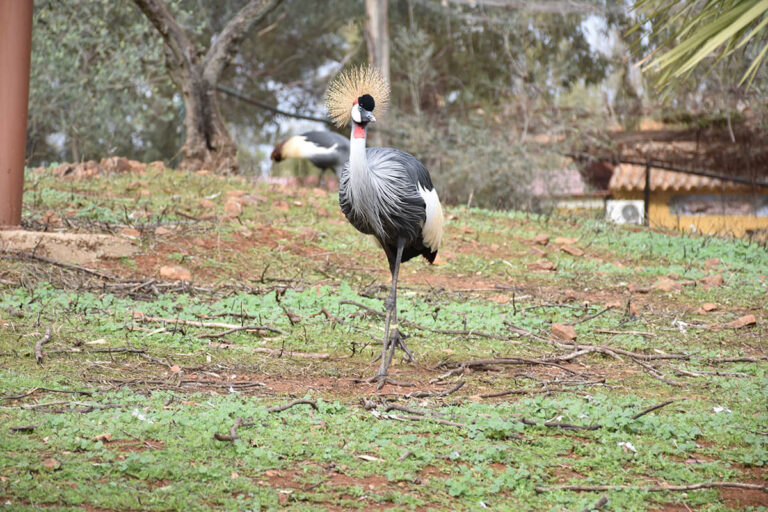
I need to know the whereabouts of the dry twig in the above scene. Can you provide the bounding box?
[34,327,52,364]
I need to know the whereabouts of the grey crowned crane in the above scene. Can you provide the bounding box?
[270,131,349,175]
[325,67,444,387]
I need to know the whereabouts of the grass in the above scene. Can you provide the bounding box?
[1,166,767,511]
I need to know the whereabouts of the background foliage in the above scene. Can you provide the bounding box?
[28,0,768,208]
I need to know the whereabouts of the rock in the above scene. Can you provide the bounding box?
[527,260,556,271]
[554,237,577,245]
[560,245,584,257]
[42,458,60,470]
[226,189,246,198]
[148,160,166,172]
[529,247,547,257]
[199,199,216,209]
[604,300,623,309]
[532,234,550,245]
[652,277,682,292]
[551,323,577,341]
[0,230,137,264]
[42,211,63,227]
[119,227,141,238]
[704,258,721,267]
[699,274,724,288]
[701,303,718,312]
[724,314,756,329]
[100,156,132,173]
[91,433,112,442]
[154,226,173,236]
[160,265,191,281]
[627,282,651,293]
[224,199,242,218]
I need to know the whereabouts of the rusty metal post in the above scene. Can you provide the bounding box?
[0,0,33,228]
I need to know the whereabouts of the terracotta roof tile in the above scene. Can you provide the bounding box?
[608,164,749,193]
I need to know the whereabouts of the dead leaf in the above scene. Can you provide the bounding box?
[199,199,216,209]
[551,323,577,341]
[554,237,577,245]
[560,245,584,257]
[231,472,240,479]
[170,365,181,373]
[724,315,756,329]
[532,234,549,245]
[91,433,112,442]
[704,258,721,267]
[700,303,718,312]
[159,265,191,282]
[226,190,246,198]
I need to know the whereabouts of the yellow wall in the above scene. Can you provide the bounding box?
[613,191,768,240]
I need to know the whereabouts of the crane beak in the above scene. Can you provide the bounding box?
[362,110,376,123]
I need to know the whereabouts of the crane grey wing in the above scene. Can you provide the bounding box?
[302,131,349,152]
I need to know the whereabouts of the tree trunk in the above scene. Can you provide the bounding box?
[365,0,389,146]
[365,0,390,85]
[133,0,282,174]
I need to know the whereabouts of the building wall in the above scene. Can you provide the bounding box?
[613,190,768,239]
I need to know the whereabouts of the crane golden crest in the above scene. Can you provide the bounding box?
[324,66,390,128]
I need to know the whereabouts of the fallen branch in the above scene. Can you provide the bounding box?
[631,358,684,387]
[251,347,330,359]
[341,300,505,340]
[9,424,40,433]
[594,329,656,337]
[267,399,318,413]
[200,325,287,338]
[34,327,52,364]
[214,417,245,442]
[407,380,465,399]
[131,313,284,336]
[630,399,676,420]
[707,356,768,363]
[534,481,768,494]
[581,496,608,512]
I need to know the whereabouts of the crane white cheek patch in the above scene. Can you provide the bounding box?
[418,184,444,252]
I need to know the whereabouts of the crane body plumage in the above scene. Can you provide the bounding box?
[339,145,442,272]
[271,131,349,175]
[328,77,443,386]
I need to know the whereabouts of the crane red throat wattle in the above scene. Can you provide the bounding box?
[353,124,366,139]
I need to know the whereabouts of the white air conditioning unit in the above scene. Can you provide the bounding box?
[606,200,644,225]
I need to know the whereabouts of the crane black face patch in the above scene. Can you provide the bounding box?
[358,94,375,112]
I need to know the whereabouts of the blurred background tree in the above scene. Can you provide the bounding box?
[28,0,767,209]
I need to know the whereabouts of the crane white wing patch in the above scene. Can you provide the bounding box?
[283,136,339,159]
[418,184,443,251]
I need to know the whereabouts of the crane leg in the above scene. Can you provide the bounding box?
[358,237,415,389]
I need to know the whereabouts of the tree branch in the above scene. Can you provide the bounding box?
[132,0,197,72]
[202,0,283,85]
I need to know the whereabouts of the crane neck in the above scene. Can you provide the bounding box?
[349,122,369,181]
